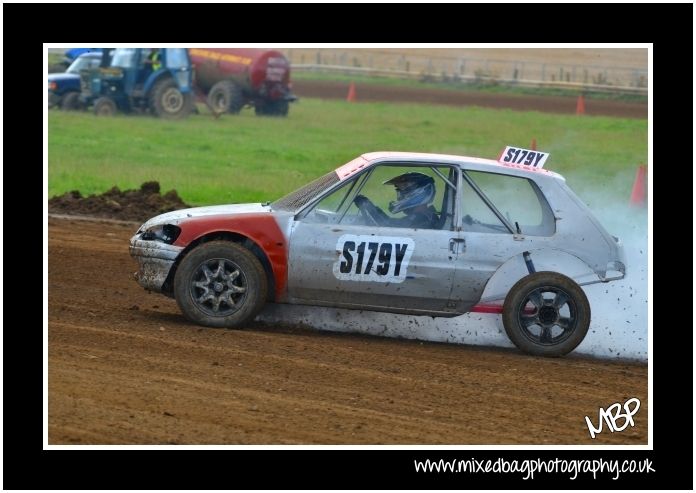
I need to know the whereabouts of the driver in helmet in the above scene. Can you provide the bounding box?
[353,172,439,229]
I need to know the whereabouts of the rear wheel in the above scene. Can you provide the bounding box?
[502,271,590,357]
[61,92,82,111]
[207,80,244,114]
[150,78,193,119]
[93,97,117,116]
[174,241,268,328]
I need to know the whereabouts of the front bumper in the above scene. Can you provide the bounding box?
[129,236,184,292]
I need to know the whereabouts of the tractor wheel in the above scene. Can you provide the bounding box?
[93,97,117,116]
[61,92,82,111]
[207,80,245,114]
[255,99,289,117]
[150,78,193,119]
[502,271,591,357]
[174,241,268,328]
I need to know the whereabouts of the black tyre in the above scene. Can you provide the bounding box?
[255,99,289,117]
[61,92,82,111]
[502,271,590,357]
[207,80,244,114]
[150,77,193,119]
[174,241,268,328]
[93,97,117,116]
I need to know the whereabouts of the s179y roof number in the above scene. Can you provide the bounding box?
[499,146,549,168]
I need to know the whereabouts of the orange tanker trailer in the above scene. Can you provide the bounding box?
[189,48,297,117]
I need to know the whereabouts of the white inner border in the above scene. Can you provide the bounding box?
[43,42,652,451]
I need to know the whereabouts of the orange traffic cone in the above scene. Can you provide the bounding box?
[576,94,585,115]
[346,82,356,102]
[530,138,537,150]
[629,165,647,207]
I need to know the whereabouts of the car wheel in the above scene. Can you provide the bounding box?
[502,271,590,357]
[207,80,244,114]
[93,97,117,116]
[174,241,268,328]
[61,92,82,111]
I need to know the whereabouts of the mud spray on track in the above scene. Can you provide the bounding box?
[48,211,647,444]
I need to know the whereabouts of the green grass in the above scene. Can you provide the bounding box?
[293,72,648,103]
[48,52,64,65]
[48,98,647,207]
[47,53,68,72]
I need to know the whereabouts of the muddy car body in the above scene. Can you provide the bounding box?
[130,151,625,356]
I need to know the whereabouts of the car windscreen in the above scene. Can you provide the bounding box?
[271,171,339,212]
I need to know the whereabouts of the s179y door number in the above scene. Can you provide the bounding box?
[333,234,414,282]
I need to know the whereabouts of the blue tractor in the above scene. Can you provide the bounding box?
[81,48,194,119]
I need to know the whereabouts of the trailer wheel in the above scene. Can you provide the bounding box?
[207,80,244,114]
[255,100,289,117]
[502,271,590,357]
[174,241,268,328]
[150,78,193,119]
[61,92,82,111]
[93,97,117,116]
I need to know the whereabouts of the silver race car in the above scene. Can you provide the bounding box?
[130,149,625,356]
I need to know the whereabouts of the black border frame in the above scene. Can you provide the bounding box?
[20,2,693,490]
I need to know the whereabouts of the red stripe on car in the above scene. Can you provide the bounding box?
[174,214,288,300]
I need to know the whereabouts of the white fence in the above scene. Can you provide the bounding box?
[287,50,648,95]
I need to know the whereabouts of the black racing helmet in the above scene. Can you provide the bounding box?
[383,172,435,214]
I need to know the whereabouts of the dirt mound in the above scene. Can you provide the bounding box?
[48,181,190,222]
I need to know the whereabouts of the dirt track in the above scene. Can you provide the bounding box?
[293,80,648,119]
[48,216,648,444]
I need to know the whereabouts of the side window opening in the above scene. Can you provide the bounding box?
[301,164,457,230]
[460,174,510,234]
[462,170,556,236]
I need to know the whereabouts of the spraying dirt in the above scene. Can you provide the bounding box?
[48,181,190,223]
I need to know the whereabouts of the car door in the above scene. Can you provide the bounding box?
[449,169,557,312]
[287,164,461,315]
